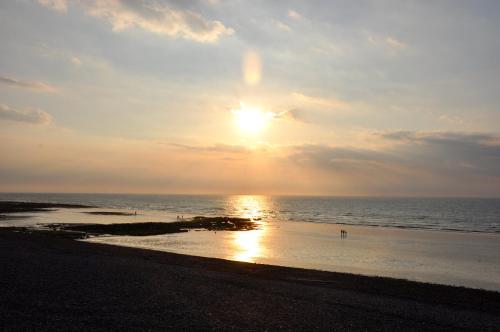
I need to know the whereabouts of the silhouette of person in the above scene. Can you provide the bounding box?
[340,229,347,238]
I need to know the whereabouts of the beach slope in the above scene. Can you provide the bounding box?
[1,230,499,331]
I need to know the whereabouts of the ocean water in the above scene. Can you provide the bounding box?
[1,193,499,233]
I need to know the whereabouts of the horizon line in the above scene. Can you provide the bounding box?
[1,191,500,199]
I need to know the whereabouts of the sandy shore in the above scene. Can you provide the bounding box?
[1,229,499,331]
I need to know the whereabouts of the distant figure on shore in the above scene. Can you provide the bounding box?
[341,229,348,238]
[134,211,137,215]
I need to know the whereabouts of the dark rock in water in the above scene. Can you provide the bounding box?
[69,216,257,235]
[83,211,136,216]
[0,214,34,220]
[0,226,88,240]
[17,216,260,239]
[0,201,93,214]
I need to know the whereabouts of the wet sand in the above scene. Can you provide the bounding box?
[1,229,499,331]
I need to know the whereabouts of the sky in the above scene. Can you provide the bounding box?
[1,0,500,196]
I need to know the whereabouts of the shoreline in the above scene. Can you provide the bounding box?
[1,228,499,331]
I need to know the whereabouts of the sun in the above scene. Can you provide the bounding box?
[231,102,273,135]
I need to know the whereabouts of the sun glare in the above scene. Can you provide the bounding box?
[231,103,273,135]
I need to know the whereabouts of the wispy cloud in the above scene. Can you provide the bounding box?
[367,34,407,52]
[37,44,105,70]
[272,20,291,32]
[377,131,497,145]
[36,0,67,13]
[288,9,301,20]
[0,75,57,93]
[377,130,417,142]
[36,0,234,43]
[438,114,464,125]
[0,103,52,125]
[169,142,249,154]
[70,56,83,67]
[384,36,406,50]
[291,92,352,111]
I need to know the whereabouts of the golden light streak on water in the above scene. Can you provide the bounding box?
[232,229,264,262]
[232,195,267,220]
[230,195,268,262]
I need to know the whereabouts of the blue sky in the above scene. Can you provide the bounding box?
[1,0,500,195]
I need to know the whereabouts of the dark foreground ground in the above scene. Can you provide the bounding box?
[1,230,499,331]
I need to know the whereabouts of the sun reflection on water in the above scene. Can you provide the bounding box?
[232,195,268,220]
[229,195,268,262]
[232,230,264,262]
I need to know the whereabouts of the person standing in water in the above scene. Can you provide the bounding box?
[340,229,348,238]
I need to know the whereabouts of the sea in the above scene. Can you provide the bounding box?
[1,193,499,233]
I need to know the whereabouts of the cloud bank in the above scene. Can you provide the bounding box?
[289,131,500,195]
[36,0,234,43]
[0,76,57,93]
[0,103,52,125]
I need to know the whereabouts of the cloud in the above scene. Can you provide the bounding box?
[0,76,57,93]
[377,130,417,142]
[288,9,301,20]
[438,114,464,125]
[70,56,83,66]
[36,0,67,13]
[268,93,354,124]
[0,103,52,125]
[167,132,500,185]
[367,34,407,51]
[290,144,395,175]
[272,20,291,32]
[384,37,406,50]
[169,141,277,154]
[291,92,352,111]
[169,142,249,154]
[293,131,500,181]
[36,0,234,43]
[378,131,497,146]
[37,45,102,70]
[273,109,299,121]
